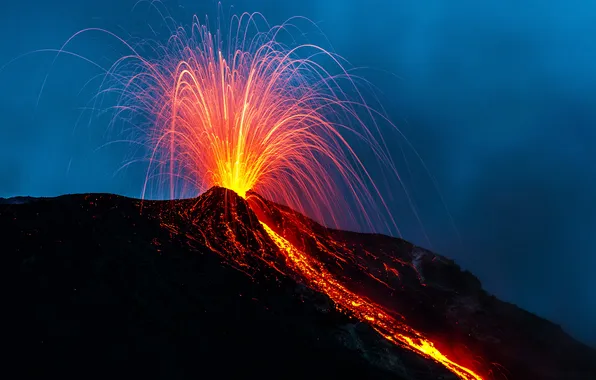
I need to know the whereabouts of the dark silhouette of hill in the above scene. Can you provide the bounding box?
[2,187,595,379]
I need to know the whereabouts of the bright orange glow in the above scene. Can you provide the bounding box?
[109,13,401,234]
[101,11,486,380]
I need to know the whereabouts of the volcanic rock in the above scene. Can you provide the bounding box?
[2,187,595,379]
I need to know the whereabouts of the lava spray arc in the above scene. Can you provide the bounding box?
[58,8,486,380]
[116,12,407,236]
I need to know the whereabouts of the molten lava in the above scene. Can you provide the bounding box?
[259,221,482,380]
[89,11,487,380]
[104,13,401,235]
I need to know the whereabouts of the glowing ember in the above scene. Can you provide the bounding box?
[101,12,400,235]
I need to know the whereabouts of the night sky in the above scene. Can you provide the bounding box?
[2,0,595,347]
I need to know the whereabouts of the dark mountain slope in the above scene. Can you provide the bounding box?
[3,191,452,380]
[247,190,596,379]
[2,188,595,379]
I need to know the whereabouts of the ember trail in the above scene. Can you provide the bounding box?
[88,11,485,380]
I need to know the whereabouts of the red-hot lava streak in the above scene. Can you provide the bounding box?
[259,222,482,380]
[70,10,485,380]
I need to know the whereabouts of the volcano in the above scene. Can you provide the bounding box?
[3,187,595,379]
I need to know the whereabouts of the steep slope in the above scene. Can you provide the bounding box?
[248,190,596,379]
[2,188,595,379]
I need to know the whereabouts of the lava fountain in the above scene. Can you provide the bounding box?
[112,12,403,236]
[58,9,485,380]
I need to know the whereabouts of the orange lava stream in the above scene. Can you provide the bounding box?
[260,221,483,380]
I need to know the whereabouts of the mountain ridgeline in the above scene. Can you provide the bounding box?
[3,187,595,379]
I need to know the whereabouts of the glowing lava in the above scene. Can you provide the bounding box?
[85,10,486,380]
[99,12,402,235]
[260,222,483,380]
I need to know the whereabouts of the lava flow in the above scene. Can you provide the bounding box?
[259,222,482,380]
[83,10,486,380]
